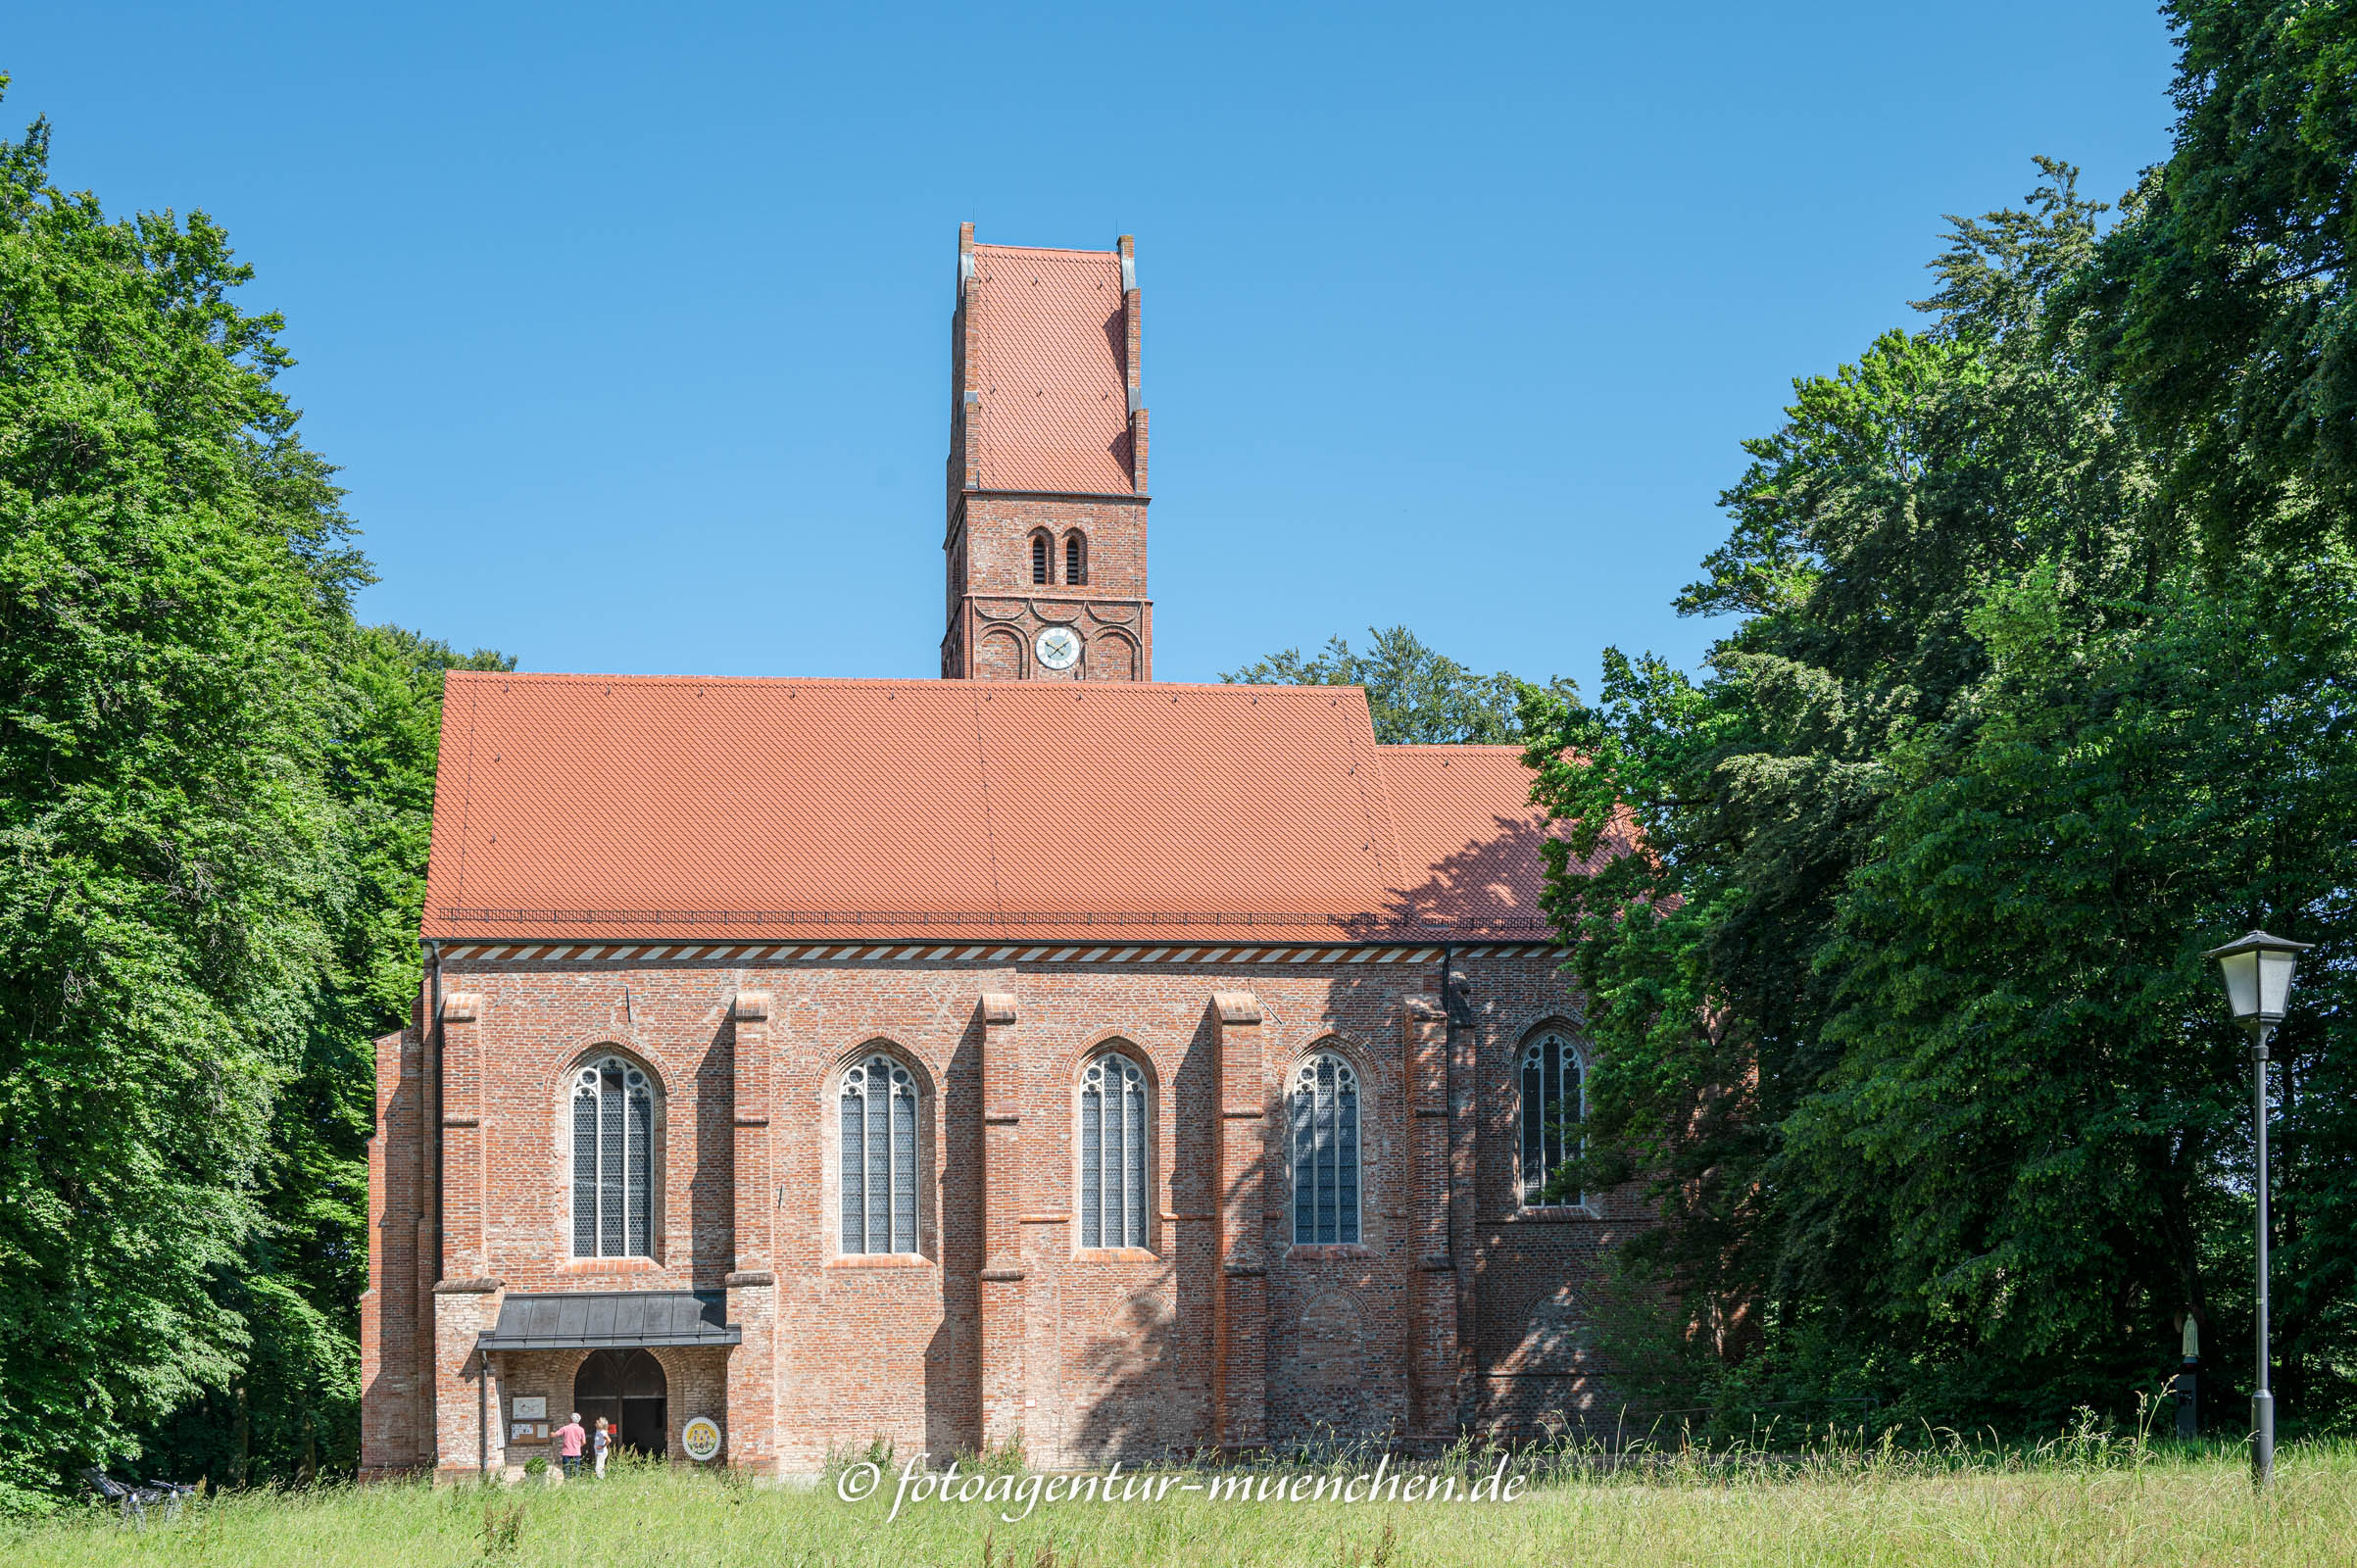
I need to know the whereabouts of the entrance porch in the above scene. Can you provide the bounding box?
[460,1290,739,1478]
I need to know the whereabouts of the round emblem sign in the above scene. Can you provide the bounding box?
[679,1415,722,1462]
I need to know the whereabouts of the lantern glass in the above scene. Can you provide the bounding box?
[2258,948,2298,1018]
[2217,949,2260,1019]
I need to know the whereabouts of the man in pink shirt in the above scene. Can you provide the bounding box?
[554,1413,588,1478]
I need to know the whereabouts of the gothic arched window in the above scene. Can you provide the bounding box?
[1078,1052,1149,1249]
[1519,1031,1584,1205]
[1031,531,1051,585]
[840,1053,919,1254]
[570,1055,656,1258]
[1290,1052,1359,1245]
[1064,531,1088,586]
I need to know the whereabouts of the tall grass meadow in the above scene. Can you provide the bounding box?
[10,1421,2353,1567]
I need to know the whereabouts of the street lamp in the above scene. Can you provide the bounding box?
[2202,928,2313,1489]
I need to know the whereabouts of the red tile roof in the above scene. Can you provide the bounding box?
[1374,746,1566,937]
[421,674,1606,944]
[968,243,1135,495]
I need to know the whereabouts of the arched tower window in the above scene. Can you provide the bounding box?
[1290,1053,1359,1245]
[1064,531,1088,586]
[570,1055,655,1258]
[840,1053,919,1254]
[1520,1031,1584,1205]
[1031,531,1051,585]
[1078,1052,1149,1249]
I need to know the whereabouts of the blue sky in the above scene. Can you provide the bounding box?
[9,3,2180,693]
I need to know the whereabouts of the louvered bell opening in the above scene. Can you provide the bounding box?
[1032,534,1049,585]
[1065,533,1087,586]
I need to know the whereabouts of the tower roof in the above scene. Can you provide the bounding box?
[963,241,1138,495]
[420,673,1611,944]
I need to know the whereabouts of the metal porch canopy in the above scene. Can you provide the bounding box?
[475,1291,740,1350]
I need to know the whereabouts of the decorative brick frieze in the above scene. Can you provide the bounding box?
[434,943,1552,965]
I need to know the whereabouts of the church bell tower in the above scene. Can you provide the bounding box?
[941,224,1152,681]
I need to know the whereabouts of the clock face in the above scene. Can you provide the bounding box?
[1036,626,1082,670]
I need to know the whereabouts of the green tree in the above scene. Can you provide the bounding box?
[1525,140,2357,1434]
[1793,555,2357,1426]
[0,82,511,1501]
[2064,0,2357,559]
[1522,166,2150,1394]
[0,87,360,1506]
[1224,625,1564,743]
[135,627,511,1488]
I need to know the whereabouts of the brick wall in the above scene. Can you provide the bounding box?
[359,1012,425,1479]
[361,951,1637,1474]
[944,495,1152,681]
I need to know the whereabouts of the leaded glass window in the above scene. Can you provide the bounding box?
[840,1054,919,1254]
[1290,1053,1359,1246]
[570,1056,655,1257]
[1078,1052,1149,1249]
[1519,1032,1584,1205]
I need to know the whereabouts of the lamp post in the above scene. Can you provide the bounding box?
[2202,929,2313,1489]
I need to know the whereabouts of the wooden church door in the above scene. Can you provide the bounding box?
[573,1348,668,1457]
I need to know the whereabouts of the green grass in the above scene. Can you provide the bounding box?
[9,1442,2355,1567]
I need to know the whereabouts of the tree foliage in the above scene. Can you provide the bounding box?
[0,90,356,1508]
[0,85,506,1505]
[1523,131,2357,1432]
[2063,0,2357,561]
[134,627,509,1490]
[1224,624,1566,743]
[1802,559,2357,1424]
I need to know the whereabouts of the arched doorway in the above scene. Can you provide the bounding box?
[573,1348,667,1457]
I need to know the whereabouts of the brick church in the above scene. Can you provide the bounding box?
[359,226,1636,1479]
